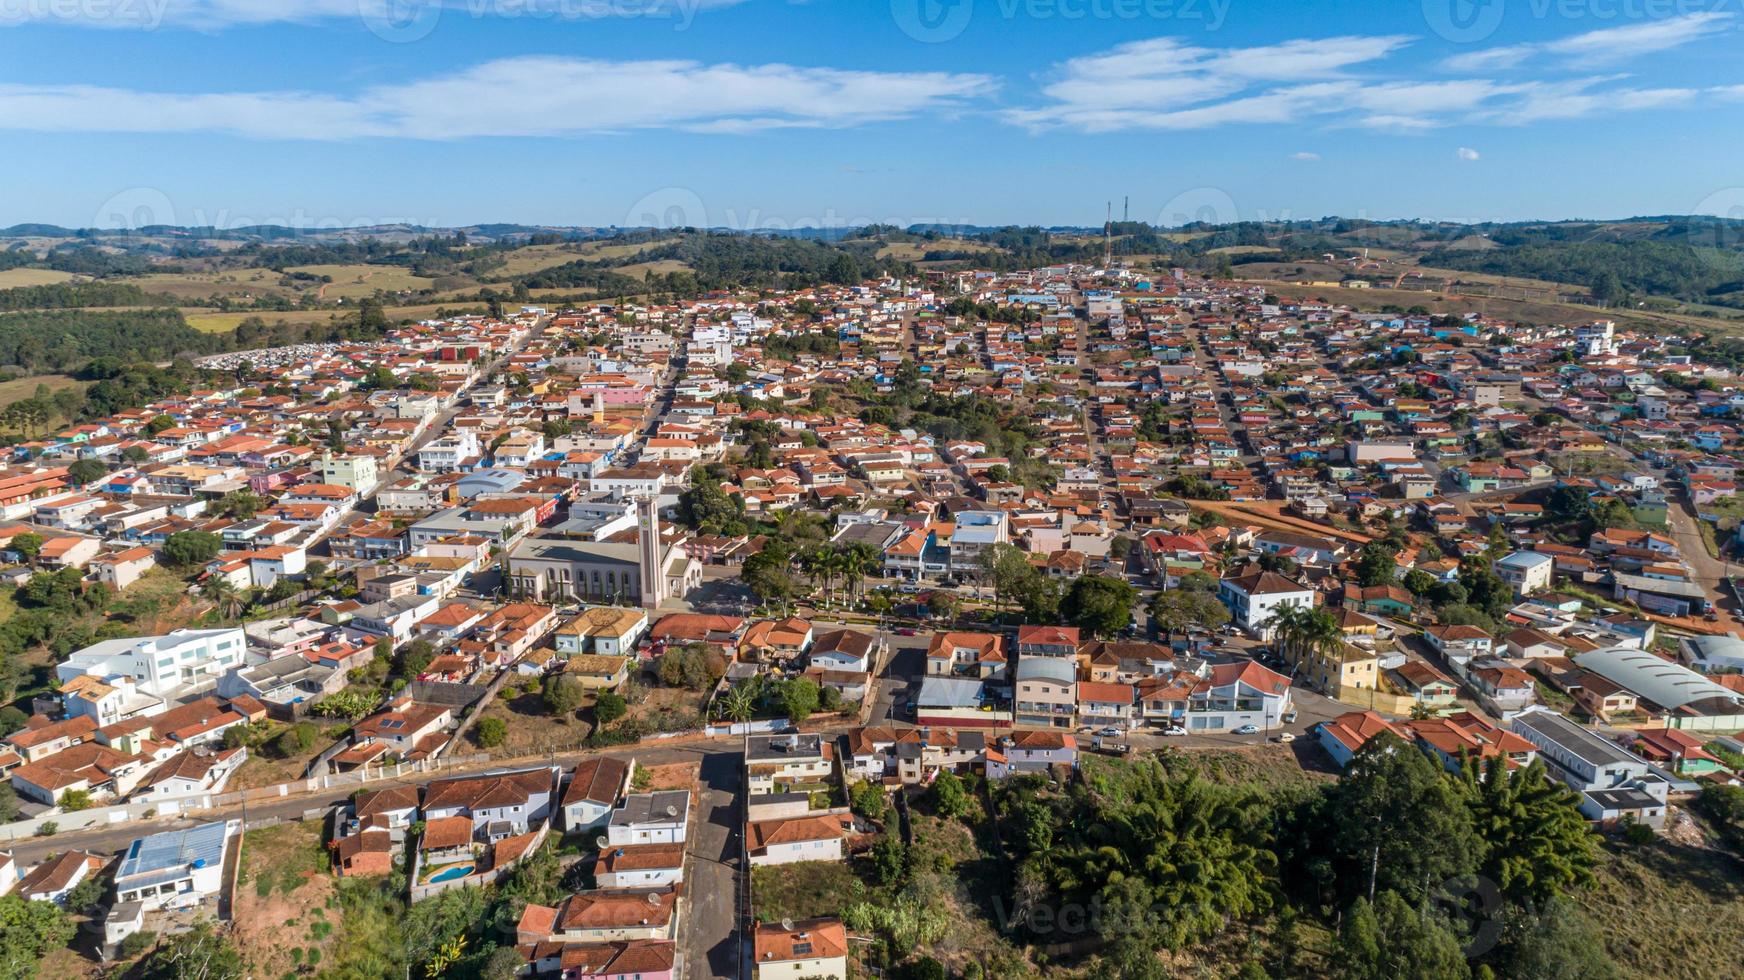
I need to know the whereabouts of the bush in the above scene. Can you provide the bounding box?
[1621,819,1657,846]
[594,690,627,726]
[36,821,57,837]
[543,675,585,716]
[119,930,157,958]
[476,717,508,748]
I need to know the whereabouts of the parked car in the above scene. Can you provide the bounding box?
[1233,724,1259,735]
[894,627,918,636]
[1281,710,1298,724]
[1161,726,1189,737]
[1273,732,1296,743]
[1097,726,1124,738]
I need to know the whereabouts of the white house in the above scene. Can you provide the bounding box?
[745,811,853,867]
[1496,551,1554,596]
[1218,570,1315,638]
[593,843,685,889]
[605,791,690,846]
[753,918,849,980]
[112,820,239,911]
[55,628,250,699]
[560,757,630,833]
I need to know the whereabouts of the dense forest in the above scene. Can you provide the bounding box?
[1424,241,1744,307]
[0,281,180,311]
[0,309,220,373]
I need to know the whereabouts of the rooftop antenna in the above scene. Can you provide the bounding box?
[1123,196,1129,223]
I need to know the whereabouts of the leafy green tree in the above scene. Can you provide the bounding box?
[1329,733,1480,903]
[394,638,435,678]
[0,894,75,980]
[58,788,93,811]
[871,832,907,887]
[777,678,819,724]
[8,534,40,564]
[542,675,585,716]
[849,780,888,823]
[63,875,104,916]
[593,690,627,726]
[475,717,507,748]
[66,457,106,485]
[1496,896,1621,980]
[1147,588,1230,635]
[1355,543,1400,587]
[1336,891,1470,980]
[930,770,970,818]
[0,784,18,823]
[1403,569,1439,596]
[1061,574,1136,637]
[162,530,220,568]
[1461,758,1598,905]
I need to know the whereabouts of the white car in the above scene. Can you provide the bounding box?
[1161,726,1189,737]
[1273,732,1296,743]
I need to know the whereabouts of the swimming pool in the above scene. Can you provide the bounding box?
[427,863,476,883]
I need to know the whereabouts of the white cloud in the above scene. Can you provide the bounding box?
[0,56,996,139]
[0,0,751,31]
[1456,147,1480,161]
[1007,28,1732,134]
[1290,151,1320,161]
[1444,11,1734,71]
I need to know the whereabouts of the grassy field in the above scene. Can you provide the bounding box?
[232,821,348,978]
[121,267,301,302]
[1206,245,1282,256]
[874,238,1006,261]
[1583,837,1744,980]
[614,259,692,278]
[481,242,594,279]
[1244,277,1734,335]
[0,372,90,406]
[183,301,490,335]
[285,264,436,300]
[0,268,79,288]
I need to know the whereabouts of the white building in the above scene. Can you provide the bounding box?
[753,918,849,980]
[318,454,379,494]
[56,628,250,699]
[1496,550,1554,596]
[605,790,690,846]
[1218,570,1315,638]
[113,820,239,912]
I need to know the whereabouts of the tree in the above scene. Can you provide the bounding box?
[1461,757,1598,905]
[1354,543,1399,588]
[594,690,627,726]
[0,894,75,980]
[1336,891,1470,980]
[66,457,106,485]
[1061,575,1136,637]
[871,832,908,887]
[931,770,970,818]
[1496,896,1621,980]
[134,922,244,980]
[199,577,245,620]
[1403,568,1439,597]
[395,638,435,678]
[58,788,94,811]
[717,681,758,724]
[657,645,719,691]
[9,533,40,564]
[0,784,17,824]
[777,678,819,723]
[1147,588,1230,635]
[1328,734,1481,903]
[63,875,104,915]
[542,675,585,716]
[162,530,220,568]
[475,717,507,748]
[218,491,263,520]
[850,780,889,823]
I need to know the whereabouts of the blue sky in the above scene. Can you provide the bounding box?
[3,0,1743,230]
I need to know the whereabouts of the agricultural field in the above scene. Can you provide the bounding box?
[873,238,1006,261]
[284,264,437,300]
[121,267,303,302]
[0,268,79,288]
[479,242,594,279]
[614,259,693,279]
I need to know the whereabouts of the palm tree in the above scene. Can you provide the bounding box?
[200,577,246,621]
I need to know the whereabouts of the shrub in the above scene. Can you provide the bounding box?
[594,690,627,726]
[476,717,508,748]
